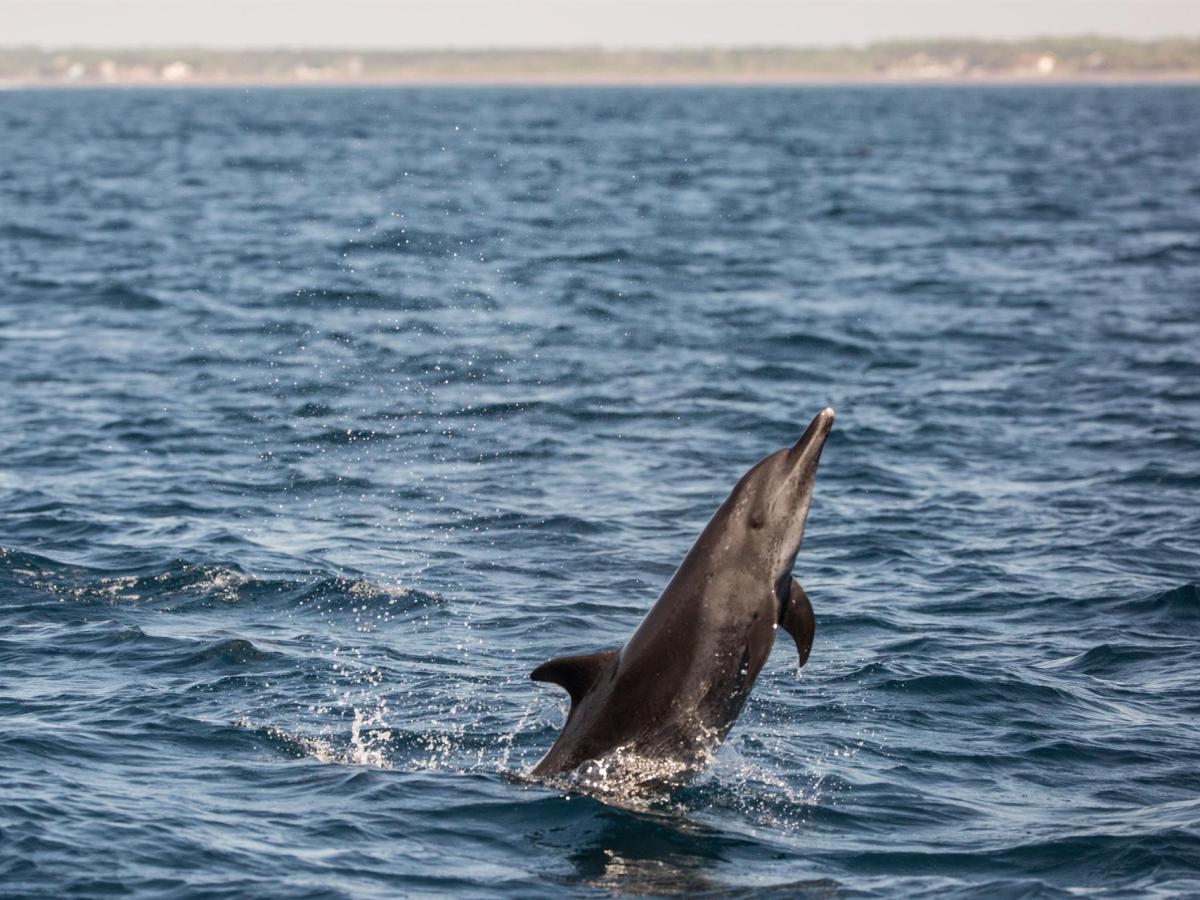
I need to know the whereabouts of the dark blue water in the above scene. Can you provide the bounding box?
[2,86,1198,898]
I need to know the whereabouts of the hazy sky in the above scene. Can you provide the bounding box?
[2,0,1197,48]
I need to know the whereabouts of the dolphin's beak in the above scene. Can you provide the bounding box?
[789,407,836,463]
[773,407,834,660]
[774,406,834,531]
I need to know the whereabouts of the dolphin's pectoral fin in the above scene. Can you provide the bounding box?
[530,649,619,709]
[780,577,816,669]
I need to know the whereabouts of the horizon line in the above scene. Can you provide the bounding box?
[6,34,1200,53]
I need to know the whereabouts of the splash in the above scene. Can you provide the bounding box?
[348,705,393,767]
[242,703,395,769]
[495,698,538,772]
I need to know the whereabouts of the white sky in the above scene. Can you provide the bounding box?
[1,0,1197,48]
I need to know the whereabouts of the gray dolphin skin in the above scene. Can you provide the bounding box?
[530,407,835,779]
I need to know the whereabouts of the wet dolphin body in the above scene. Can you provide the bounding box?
[530,407,835,779]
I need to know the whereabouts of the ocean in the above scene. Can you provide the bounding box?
[1,85,1198,897]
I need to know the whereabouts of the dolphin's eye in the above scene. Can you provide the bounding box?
[748,511,765,530]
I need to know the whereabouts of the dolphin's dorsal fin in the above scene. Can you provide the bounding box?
[781,577,816,669]
[530,649,618,709]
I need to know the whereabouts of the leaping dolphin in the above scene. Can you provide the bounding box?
[530,407,835,779]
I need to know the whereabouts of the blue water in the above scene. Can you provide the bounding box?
[1,85,1198,898]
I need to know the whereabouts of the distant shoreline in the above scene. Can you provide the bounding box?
[4,39,1200,89]
[5,72,1200,89]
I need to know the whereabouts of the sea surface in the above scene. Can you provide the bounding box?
[1,85,1198,898]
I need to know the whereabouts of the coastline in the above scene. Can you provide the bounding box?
[5,39,1200,89]
[4,71,1199,89]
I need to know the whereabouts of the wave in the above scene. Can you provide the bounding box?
[455,510,613,537]
[0,548,441,616]
[863,668,1078,710]
[762,331,871,359]
[223,155,303,172]
[167,637,283,669]
[292,401,334,418]
[302,427,398,446]
[94,282,164,310]
[1113,464,1200,489]
[537,247,631,265]
[1116,240,1200,264]
[338,225,500,258]
[1035,642,1172,676]
[1113,583,1199,622]
[0,222,70,243]
[283,286,393,308]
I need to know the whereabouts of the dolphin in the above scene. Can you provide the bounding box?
[530,407,835,780]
